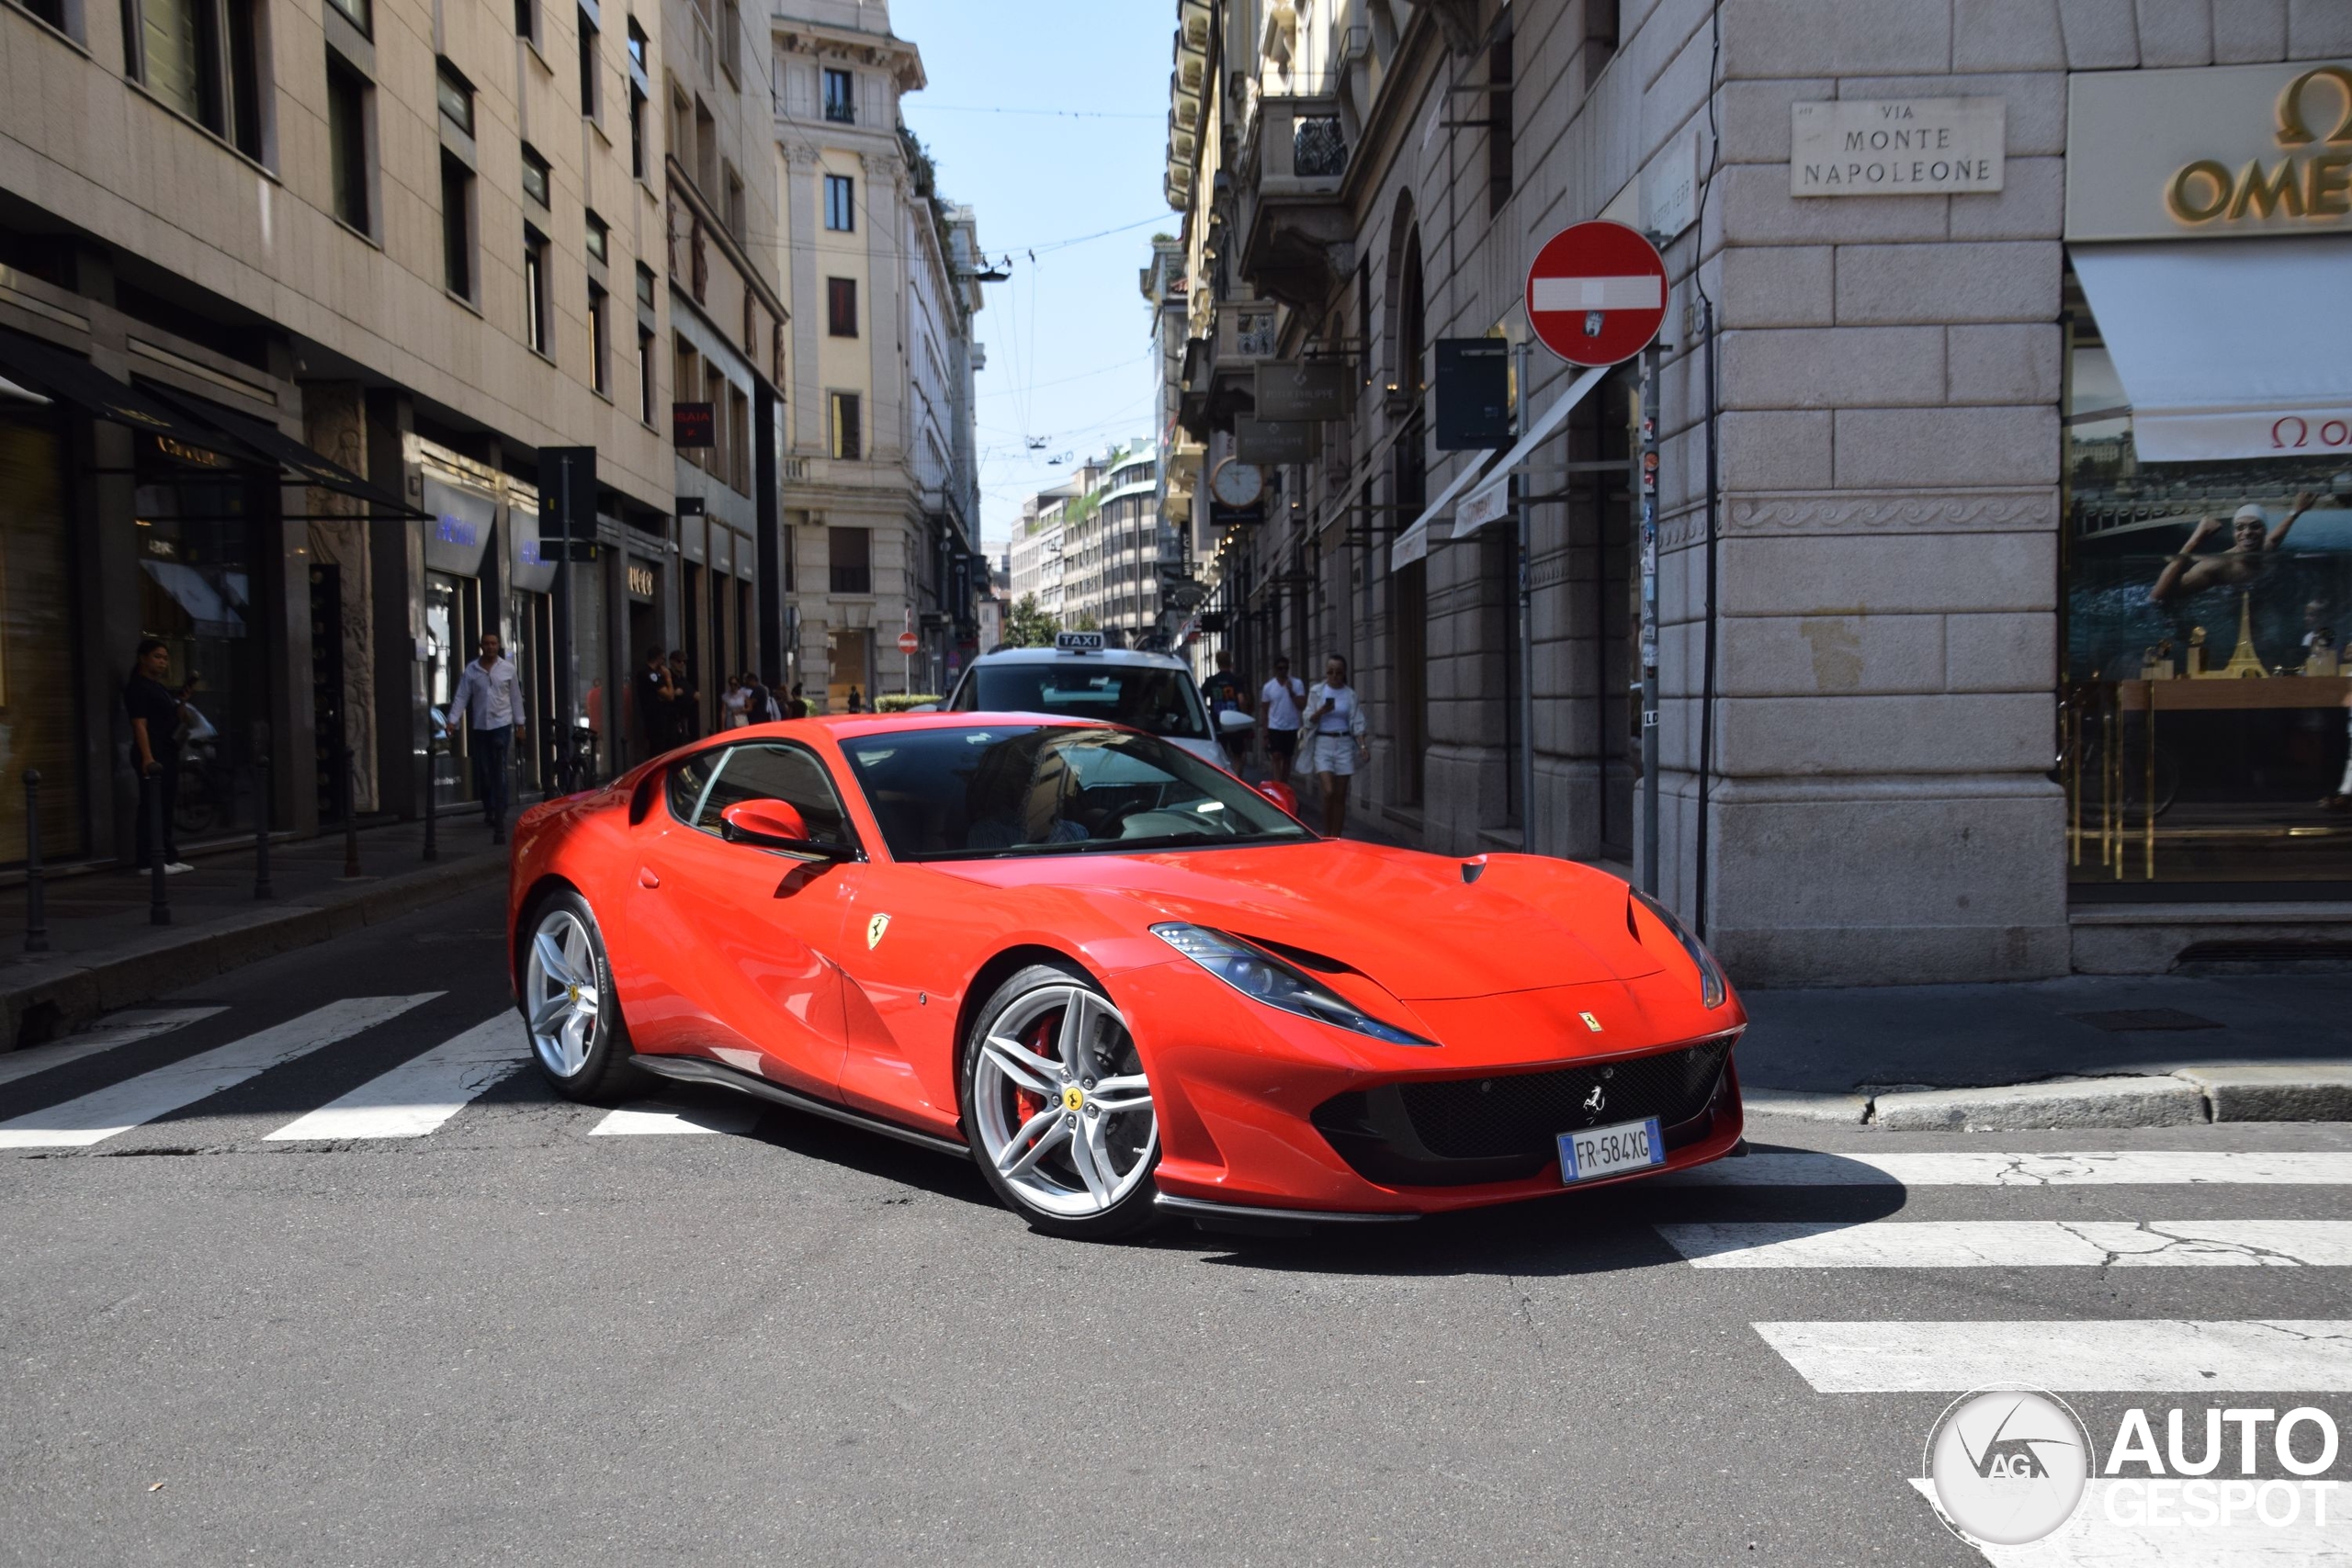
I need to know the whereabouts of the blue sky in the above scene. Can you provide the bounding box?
[889,0,1172,554]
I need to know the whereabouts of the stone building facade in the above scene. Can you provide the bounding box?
[1165,0,2352,984]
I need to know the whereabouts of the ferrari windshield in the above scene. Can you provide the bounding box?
[840,725,1310,861]
[950,661,1213,739]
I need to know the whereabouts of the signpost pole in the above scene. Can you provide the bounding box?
[1513,338,1536,858]
[1638,339,1662,897]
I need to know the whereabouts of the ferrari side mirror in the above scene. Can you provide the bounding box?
[1217,708,1254,733]
[718,800,859,860]
[1256,781,1299,816]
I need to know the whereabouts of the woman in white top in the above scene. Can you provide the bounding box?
[721,675,752,729]
[1305,653,1369,836]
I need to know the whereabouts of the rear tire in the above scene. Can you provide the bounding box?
[519,889,643,1104]
[961,962,1160,1241]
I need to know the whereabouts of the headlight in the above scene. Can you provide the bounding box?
[1630,888,1728,1009]
[1150,923,1433,1045]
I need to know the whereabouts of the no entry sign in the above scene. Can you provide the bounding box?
[897,630,921,653]
[1525,220,1668,367]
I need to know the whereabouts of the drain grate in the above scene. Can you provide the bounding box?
[2064,1009,2224,1032]
[2176,940,2352,967]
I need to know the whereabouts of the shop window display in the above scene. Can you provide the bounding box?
[0,411,84,863]
[134,442,261,840]
[2064,290,2352,892]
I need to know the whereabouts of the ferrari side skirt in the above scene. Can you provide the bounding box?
[630,1053,973,1160]
[1152,1192,1420,1228]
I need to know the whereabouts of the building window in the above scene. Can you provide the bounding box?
[525,227,551,355]
[577,3,599,117]
[823,174,854,232]
[514,0,536,44]
[826,276,856,338]
[588,282,611,394]
[440,152,475,299]
[521,143,550,208]
[718,0,740,82]
[728,386,750,492]
[669,83,693,184]
[325,52,371,233]
[21,0,70,32]
[637,324,656,423]
[636,260,655,310]
[822,67,854,123]
[584,209,608,266]
[706,363,729,483]
[127,0,266,158]
[829,526,871,594]
[325,0,368,37]
[723,162,745,237]
[1487,36,1513,218]
[693,96,717,195]
[830,391,861,460]
[436,58,473,135]
[628,80,648,177]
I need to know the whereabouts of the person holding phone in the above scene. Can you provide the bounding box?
[122,637,194,874]
[1305,653,1369,836]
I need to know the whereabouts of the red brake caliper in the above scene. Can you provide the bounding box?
[1010,1015,1053,1145]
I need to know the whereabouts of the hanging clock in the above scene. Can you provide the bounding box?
[1209,457,1265,511]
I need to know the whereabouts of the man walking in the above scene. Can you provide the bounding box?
[1256,654,1306,786]
[446,631,524,843]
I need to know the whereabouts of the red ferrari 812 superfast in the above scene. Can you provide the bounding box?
[508,714,1745,1238]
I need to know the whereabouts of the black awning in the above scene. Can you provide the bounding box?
[0,329,263,463]
[150,388,431,521]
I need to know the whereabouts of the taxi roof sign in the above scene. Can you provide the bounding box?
[1054,630,1106,652]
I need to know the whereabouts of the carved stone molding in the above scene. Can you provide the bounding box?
[1724,490,2058,536]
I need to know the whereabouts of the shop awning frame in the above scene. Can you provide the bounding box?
[0,329,263,463]
[151,387,432,522]
[1387,363,1612,570]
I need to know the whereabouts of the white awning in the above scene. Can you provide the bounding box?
[1388,447,1500,570]
[2071,236,2352,463]
[1452,365,1611,539]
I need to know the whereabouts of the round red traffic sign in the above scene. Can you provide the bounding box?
[1524,220,1668,367]
[897,630,921,653]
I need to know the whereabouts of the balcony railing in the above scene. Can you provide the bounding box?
[1236,92,1353,309]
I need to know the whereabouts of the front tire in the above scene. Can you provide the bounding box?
[962,962,1159,1240]
[519,890,642,1103]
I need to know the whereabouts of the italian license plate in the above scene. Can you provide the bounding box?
[1557,1117,1665,1184]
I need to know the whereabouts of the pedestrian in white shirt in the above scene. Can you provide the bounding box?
[1256,656,1306,785]
[445,632,525,842]
[722,674,752,729]
[1305,653,1369,836]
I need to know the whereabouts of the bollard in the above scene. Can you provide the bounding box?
[23,768,48,953]
[340,746,362,879]
[252,750,273,898]
[422,725,439,863]
[146,768,171,925]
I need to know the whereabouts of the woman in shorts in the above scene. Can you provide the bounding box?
[1304,653,1369,836]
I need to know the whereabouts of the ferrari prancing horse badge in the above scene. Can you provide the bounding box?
[866,913,891,949]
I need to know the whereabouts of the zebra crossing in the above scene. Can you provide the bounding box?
[0,999,787,1149]
[1652,1142,2352,1565]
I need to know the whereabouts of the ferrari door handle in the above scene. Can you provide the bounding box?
[638,867,660,888]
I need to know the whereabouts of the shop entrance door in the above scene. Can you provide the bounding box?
[425,570,481,812]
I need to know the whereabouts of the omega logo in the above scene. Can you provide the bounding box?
[2166,66,2352,225]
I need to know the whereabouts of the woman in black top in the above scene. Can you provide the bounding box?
[123,637,191,874]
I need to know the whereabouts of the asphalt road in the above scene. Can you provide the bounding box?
[3,882,2348,1566]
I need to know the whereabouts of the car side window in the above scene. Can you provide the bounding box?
[697,743,858,845]
[948,676,979,711]
[664,748,728,829]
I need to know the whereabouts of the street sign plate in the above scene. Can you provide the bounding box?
[1525,220,1668,367]
[897,630,920,653]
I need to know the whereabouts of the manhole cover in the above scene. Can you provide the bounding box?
[2064,1009,2224,1032]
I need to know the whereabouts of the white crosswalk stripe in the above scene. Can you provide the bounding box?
[0,1007,224,1090]
[1753,1319,2352,1393]
[0,995,438,1148]
[264,1015,526,1140]
[590,1098,766,1136]
[1661,1219,2352,1269]
[1659,1150,2352,1187]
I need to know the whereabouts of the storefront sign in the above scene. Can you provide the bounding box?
[1233,416,1317,465]
[506,483,557,594]
[2067,61,2352,241]
[420,476,494,578]
[1792,98,2004,196]
[1253,359,1351,422]
[625,560,657,602]
[673,401,714,447]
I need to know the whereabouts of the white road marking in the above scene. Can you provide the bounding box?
[263,1015,525,1140]
[1661,1150,2352,1187]
[0,995,439,1149]
[0,1007,226,1090]
[1663,1220,2352,1269]
[589,1098,765,1136]
[1908,1478,2341,1567]
[1753,1320,2352,1393]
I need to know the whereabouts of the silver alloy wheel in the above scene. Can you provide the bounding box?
[971,984,1156,1219]
[524,907,602,1077]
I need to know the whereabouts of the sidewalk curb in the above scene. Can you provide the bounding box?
[1747,1063,2352,1130]
[0,853,506,1046]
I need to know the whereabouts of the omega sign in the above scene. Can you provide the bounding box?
[2067,60,2352,242]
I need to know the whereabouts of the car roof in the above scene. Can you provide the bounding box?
[965,646,1190,671]
[732,711,1114,740]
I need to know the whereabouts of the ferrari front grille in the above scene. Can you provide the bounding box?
[1310,1038,1733,1188]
